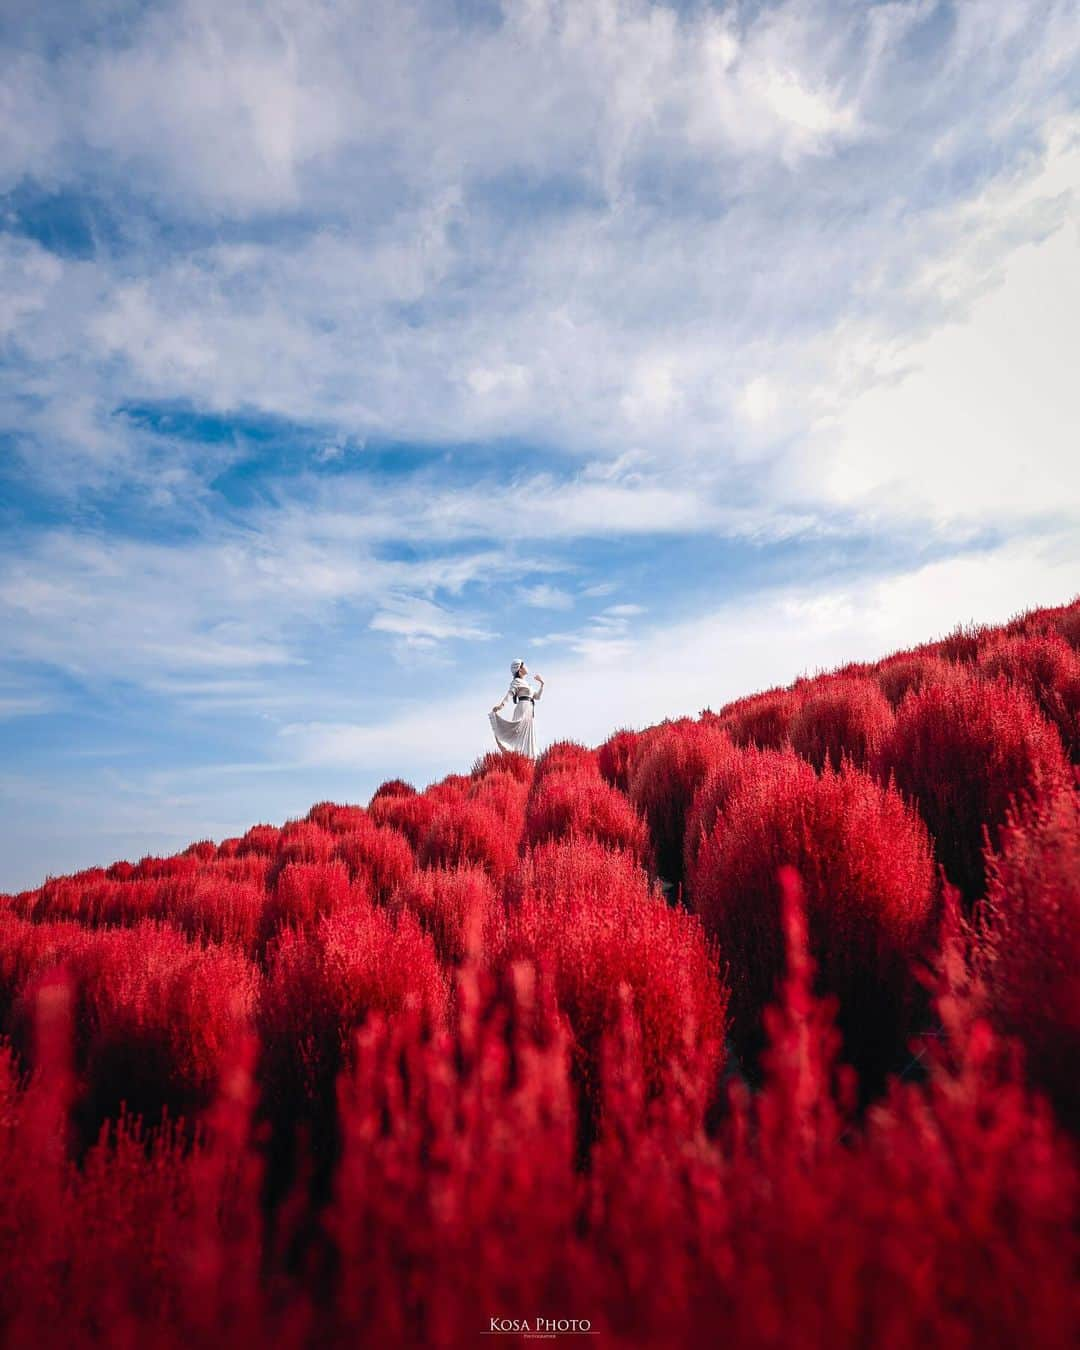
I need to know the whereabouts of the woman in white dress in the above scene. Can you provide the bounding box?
[490,659,545,759]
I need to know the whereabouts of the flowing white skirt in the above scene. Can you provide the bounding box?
[489,698,537,758]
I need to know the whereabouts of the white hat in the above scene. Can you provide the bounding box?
[510,658,525,675]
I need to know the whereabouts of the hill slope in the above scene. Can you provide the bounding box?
[1,599,1078,1347]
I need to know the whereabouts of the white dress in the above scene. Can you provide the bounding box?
[489,675,541,758]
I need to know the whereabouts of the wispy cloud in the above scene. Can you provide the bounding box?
[0,692,54,719]
[521,584,575,611]
[370,595,494,646]
[0,524,520,688]
[535,602,648,661]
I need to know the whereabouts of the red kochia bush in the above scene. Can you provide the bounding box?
[171,871,267,953]
[273,821,337,870]
[533,739,600,785]
[306,801,370,834]
[874,652,957,707]
[470,749,534,784]
[467,769,530,834]
[596,728,643,793]
[369,777,416,801]
[789,675,896,773]
[1053,600,1080,650]
[259,902,447,1117]
[524,768,650,861]
[930,621,991,664]
[258,897,450,1215]
[23,874,167,929]
[692,754,935,1086]
[391,864,504,965]
[720,688,799,750]
[683,745,785,882]
[628,721,739,886]
[320,905,448,1032]
[236,823,282,857]
[210,853,271,888]
[15,922,259,1148]
[976,784,1080,1127]
[424,773,473,804]
[1002,603,1064,641]
[22,870,97,921]
[0,985,271,1348]
[978,633,1080,762]
[419,801,519,884]
[183,840,217,862]
[367,790,440,851]
[501,839,727,1094]
[872,671,1070,902]
[130,853,201,882]
[326,965,577,1345]
[333,822,416,903]
[0,913,91,1034]
[260,861,364,952]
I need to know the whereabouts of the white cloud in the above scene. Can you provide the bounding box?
[261,466,800,546]
[369,595,493,644]
[521,584,574,610]
[777,122,1080,530]
[0,234,63,338]
[0,525,518,687]
[756,65,855,143]
[0,693,54,719]
[0,0,870,215]
[466,363,529,398]
[83,1,351,214]
[532,601,647,661]
[741,376,780,425]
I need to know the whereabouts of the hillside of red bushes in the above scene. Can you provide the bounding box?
[1,598,1078,1347]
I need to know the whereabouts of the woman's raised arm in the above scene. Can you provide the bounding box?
[532,674,545,701]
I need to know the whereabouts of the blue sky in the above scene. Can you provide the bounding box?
[2,0,1079,890]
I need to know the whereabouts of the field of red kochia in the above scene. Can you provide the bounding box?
[1,599,1078,1348]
